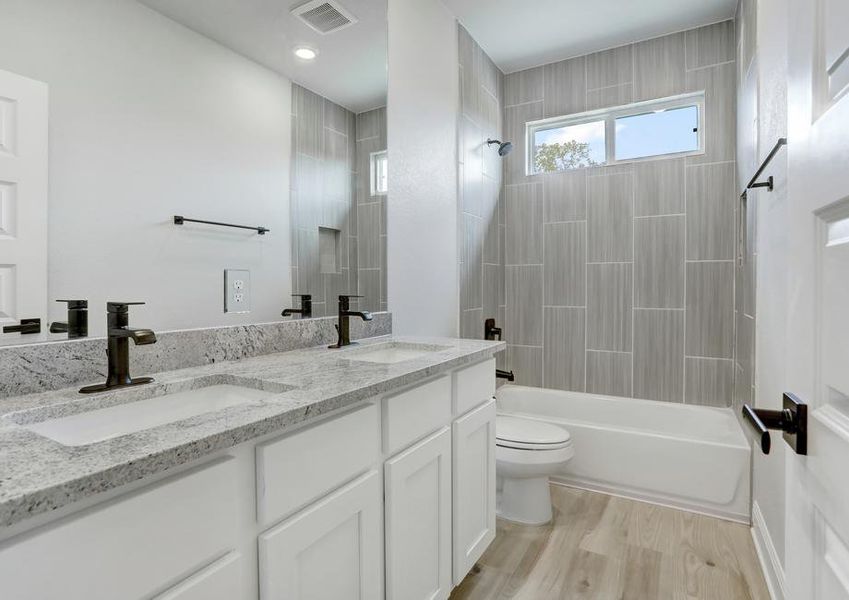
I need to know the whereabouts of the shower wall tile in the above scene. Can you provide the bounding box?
[633,309,685,403]
[324,98,348,134]
[686,62,736,165]
[358,202,381,269]
[294,85,324,159]
[359,269,380,314]
[685,21,736,70]
[543,169,587,222]
[504,66,544,106]
[506,265,543,345]
[634,215,685,308]
[586,83,633,111]
[508,345,543,387]
[588,173,634,262]
[633,32,687,101]
[685,261,734,358]
[504,101,543,184]
[587,263,632,352]
[461,214,483,310]
[586,351,632,396]
[544,222,586,306]
[686,163,736,260]
[483,263,504,319]
[461,308,483,340]
[505,183,543,264]
[685,357,733,406]
[544,307,586,392]
[482,177,501,264]
[543,57,586,118]
[586,45,633,89]
[487,24,736,406]
[634,158,685,216]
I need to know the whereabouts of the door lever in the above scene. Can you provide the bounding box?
[742,393,807,455]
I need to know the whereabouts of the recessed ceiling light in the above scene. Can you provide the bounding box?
[294,46,318,60]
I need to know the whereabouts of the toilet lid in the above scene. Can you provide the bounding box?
[496,416,571,449]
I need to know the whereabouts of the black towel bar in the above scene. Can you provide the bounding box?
[173,215,269,235]
[742,138,787,196]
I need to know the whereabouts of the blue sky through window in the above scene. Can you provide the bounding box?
[615,105,699,160]
[534,120,606,168]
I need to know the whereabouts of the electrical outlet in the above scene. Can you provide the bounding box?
[224,269,251,314]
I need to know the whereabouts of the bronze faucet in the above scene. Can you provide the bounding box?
[329,295,372,348]
[79,302,157,394]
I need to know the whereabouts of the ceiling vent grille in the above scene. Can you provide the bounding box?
[291,0,358,35]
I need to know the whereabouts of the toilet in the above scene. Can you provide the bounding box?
[495,416,574,525]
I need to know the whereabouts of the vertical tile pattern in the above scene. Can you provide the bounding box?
[458,25,504,341]
[633,309,685,402]
[290,83,386,315]
[483,24,737,406]
[587,263,632,352]
[686,262,735,358]
[586,351,632,396]
[588,173,634,262]
[544,222,586,306]
[634,216,685,308]
[544,307,585,391]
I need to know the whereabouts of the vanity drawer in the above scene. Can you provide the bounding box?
[453,359,496,416]
[256,402,379,527]
[383,375,452,455]
[0,458,238,600]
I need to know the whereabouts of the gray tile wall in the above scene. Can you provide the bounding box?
[458,25,506,367]
[290,84,386,315]
[733,0,757,417]
[495,21,737,405]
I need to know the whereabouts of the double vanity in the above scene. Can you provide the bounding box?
[0,334,503,600]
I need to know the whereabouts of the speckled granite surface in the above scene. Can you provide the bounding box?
[0,313,392,399]
[0,336,504,528]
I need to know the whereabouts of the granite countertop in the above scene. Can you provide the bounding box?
[0,336,504,529]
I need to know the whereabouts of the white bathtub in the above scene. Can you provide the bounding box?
[495,385,751,523]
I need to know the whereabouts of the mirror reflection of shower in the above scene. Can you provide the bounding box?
[487,138,513,156]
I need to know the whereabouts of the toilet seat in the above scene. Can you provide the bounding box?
[496,416,571,451]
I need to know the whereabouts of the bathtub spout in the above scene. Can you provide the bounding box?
[496,369,515,382]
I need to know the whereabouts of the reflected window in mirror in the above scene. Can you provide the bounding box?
[370,150,388,196]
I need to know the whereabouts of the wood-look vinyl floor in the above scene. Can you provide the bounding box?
[450,485,770,600]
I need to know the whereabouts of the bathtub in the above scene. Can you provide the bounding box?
[495,385,751,523]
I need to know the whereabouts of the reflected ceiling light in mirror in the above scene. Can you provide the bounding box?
[294,46,318,61]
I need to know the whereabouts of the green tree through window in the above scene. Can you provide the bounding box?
[534,140,599,172]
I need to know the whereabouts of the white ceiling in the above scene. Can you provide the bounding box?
[138,0,387,113]
[442,0,737,73]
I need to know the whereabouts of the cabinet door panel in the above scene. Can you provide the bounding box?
[452,399,496,584]
[453,359,495,416]
[155,552,243,600]
[258,470,382,600]
[385,427,452,600]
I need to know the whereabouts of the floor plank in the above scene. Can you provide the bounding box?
[450,485,770,600]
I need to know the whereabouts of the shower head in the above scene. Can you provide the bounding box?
[487,138,513,156]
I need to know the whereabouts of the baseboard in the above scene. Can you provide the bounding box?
[751,500,787,600]
[550,476,750,525]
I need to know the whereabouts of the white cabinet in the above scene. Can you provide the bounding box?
[452,399,497,585]
[154,552,243,600]
[385,427,453,600]
[0,458,238,600]
[258,470,382,600]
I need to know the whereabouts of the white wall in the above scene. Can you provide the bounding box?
[386,0,459,337]
[0,0,291,336]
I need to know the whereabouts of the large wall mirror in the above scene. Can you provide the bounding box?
[0,0,387,345]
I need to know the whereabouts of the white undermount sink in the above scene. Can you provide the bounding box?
[344,342,449,364]
[16,377,289,447]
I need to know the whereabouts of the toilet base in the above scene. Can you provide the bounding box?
[496,475,553,525]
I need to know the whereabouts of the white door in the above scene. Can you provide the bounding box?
[452,399,496,585]
[785,1,849,598]
[258,470,382,600]
[385,427,452,600]
[0,69,47,326]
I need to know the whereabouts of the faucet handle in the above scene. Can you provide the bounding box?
[107,302,145,313]
[57,299,88,309]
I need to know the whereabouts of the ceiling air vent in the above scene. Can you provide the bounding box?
[291,0,358,35]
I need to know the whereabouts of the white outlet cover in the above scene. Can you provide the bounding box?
[224,269,251,314]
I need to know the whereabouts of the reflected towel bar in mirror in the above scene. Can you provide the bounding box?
[173,215,269,235]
